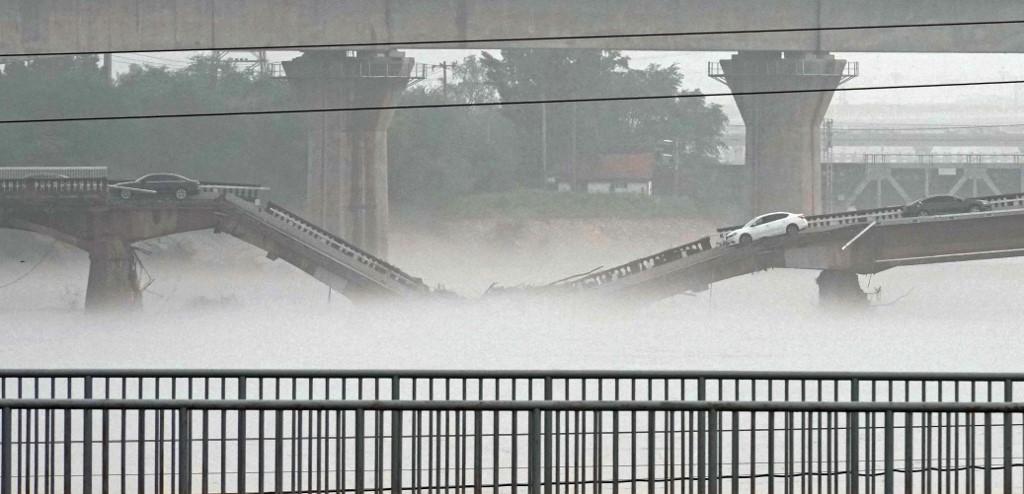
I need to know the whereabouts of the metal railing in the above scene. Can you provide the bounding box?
[270,60,429,80]
[4,370,1024,405]
[560,237,714,289]
[829,154,1024,166]
[0,178,108,201]
[0,167,107,180]
[708,60,859,83]
[199,183,269,203]
[0,398,1021,494]
[257,201,428,292]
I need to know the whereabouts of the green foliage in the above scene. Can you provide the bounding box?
[0,51,728,219]
[389,56,521,211]
[0,55,307,207]
[479,49,728,185]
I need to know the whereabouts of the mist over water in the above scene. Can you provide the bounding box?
[0,225,1021,373]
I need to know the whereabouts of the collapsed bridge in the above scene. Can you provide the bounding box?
[4,168,1024,310]
[0,168,428,310]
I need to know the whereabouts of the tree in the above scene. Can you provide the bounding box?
[388,56,519,212]
[480,49,727,186]
[0,55,307,207]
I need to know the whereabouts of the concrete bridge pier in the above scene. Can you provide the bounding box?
[282,50,415,257]
[816,270,867,308]
[713,51,853,215]
[84,238,142,312]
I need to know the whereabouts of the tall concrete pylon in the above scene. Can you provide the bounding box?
[283,50,416,257]
[712,51,855,215]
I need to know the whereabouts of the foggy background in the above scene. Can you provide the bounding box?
[2,48,1023,372]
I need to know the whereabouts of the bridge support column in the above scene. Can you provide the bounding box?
[283,50,416,257]
[85,238,141,312]
[712,51,853,215]
[816,270,867,308]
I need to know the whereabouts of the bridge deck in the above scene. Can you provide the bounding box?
[215,195,429,300]
[0,173,432,303]
[552,192,1024,304]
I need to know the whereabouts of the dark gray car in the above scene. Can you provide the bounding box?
[901,195,991,217]
[114,173,201,200]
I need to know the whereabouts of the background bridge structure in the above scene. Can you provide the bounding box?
[0,169,429,311]
[1,369,1024,494]
[828,154,1024,211]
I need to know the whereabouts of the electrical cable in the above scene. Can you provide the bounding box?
[3,18,1024,58]
[3,78,1024,125]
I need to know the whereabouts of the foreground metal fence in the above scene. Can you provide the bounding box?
[2,399,1024,494]
[3,370,1024,405]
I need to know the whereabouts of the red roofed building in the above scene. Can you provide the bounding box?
[555,152,655,195]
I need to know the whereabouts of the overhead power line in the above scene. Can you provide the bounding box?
[1,19,1023,58]
[2,78,1023,125]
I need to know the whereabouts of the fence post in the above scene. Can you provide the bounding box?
[543,378,553,494]
[528,408,541,494]
[698,379,706,494]
[708,410,718,494]
[904,412,913,494]
[1004,381,1013,494]
[356,409,365,494]
[274,410,284,494]
[84,377,93,494]
[474,410,483,494]
[179,408,191,494]
[648,410,656,494]
[883,411,893,494]
[391,410,403,494]
[1,407,10,494]
[984,412,992,494]
[848,379,860,494]
[237,378,246,494]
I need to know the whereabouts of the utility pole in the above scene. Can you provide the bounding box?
[824,118,835,212]
[673,139,681,197]
[209,50,223,88]
[541,99,548,183]
[439,61,456,100]
[440,62,448,99]
[571,102,578,191]
[102,53,114,85]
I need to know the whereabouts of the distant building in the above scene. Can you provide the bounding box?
[554,152,655,195]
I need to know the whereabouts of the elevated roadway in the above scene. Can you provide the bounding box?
[4,1,1024,54]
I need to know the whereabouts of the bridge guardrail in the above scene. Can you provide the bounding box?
[0,177,108,200]
[561,236,714,289]
[0,166,107,180]
[259,200,429,292]
[0,398,1018,494]
[200,183,268,203]
[2,369,1022,404]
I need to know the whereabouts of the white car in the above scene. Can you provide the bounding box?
[723,212,808,246]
